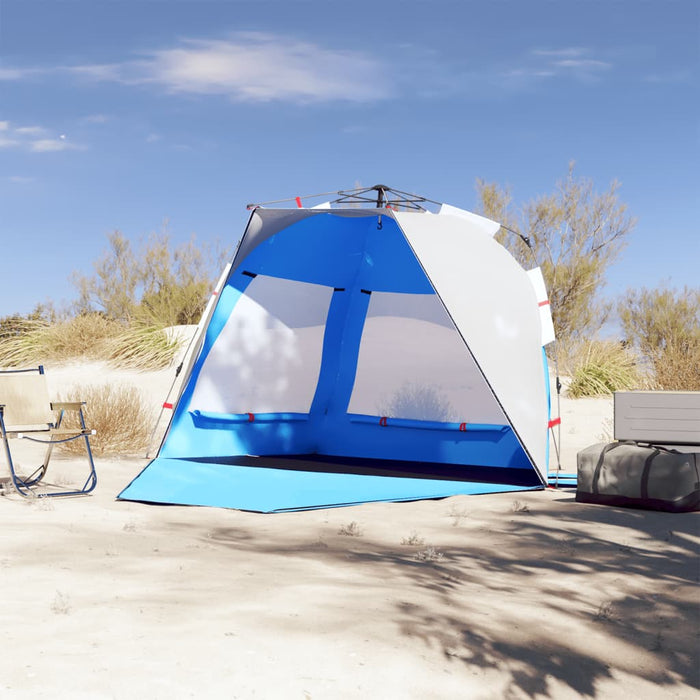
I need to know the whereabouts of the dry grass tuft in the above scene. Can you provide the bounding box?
[58,383,155,456]
[0,314,118,367]
[511,500,531,514]
[105,324,181,370]
[337,521,363,537]
[401,531,426,546]
[414,546,444,562]
[0,315,181,370]
[565,340,645,398]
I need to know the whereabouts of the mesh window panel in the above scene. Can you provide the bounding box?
[190,276,333,414]
[348,292,507,424]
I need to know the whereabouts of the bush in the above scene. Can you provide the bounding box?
[566,340,645,398]
[476,164,636,343]
[653,341,700,391]
[57,383,155,457]
[73,229,226,326]
[618,286,700,391]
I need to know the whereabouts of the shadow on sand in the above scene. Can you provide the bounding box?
[188,495,699,698]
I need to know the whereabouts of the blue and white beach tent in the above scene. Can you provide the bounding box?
[119,186,557,512]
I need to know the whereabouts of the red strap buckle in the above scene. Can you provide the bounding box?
[163,402,173,410]
[379,417,388,427]
[548,417,561,428]
[459,422,467,431]
[248,412,255,422]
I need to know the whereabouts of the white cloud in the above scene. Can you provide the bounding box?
[0,37,619,107]
[30,138,71,152]
[14,125,47,136]
[147,35,387,102]
[32,33,390,103]
[532,48,588,59]
[0,121,84,152]
[0,67,34,80]
[554,59,611,70]
[503,47,612,85]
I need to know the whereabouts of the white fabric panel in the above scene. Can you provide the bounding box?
[190,276,333,414]
[393,211,548,480]
[526,267,556,346]
[438,204,501,237]
[348,292,507,424]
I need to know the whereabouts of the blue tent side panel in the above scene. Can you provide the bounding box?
[118,457,542,513]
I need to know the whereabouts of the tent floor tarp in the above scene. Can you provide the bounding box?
[118,455,543,512]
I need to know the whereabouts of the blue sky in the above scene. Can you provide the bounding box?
[1,0,698,321]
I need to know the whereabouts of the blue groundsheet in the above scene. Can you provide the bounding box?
[119,456,543,513]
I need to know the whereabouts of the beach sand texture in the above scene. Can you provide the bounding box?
[0,360,697,699]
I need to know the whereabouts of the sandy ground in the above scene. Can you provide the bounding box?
[0,354,698,699]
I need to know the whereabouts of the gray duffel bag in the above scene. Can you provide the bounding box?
[576,441,700,512]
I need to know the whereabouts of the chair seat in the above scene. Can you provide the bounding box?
[0,366,97,497]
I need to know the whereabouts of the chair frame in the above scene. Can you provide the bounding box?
[0,366,97,498]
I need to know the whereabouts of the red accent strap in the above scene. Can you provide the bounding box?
[163,402,173,410]
[548,417,561,428]
[211,290,219,296]
[379,417,388,427]
[538,300,550,307]
[295,196,303,208]
[459,422,467,432]
[248,412,255,422]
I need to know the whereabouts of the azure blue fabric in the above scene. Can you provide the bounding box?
[120,457,541,512]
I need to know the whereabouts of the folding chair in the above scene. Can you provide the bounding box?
[0,366,97,497]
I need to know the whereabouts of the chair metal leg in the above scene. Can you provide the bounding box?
[0,413,97,498]
[0,420,34,498]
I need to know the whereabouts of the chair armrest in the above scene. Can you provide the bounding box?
[50,401,86,410]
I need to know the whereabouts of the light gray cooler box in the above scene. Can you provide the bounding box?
[576,442,700,512]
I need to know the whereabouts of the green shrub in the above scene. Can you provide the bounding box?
[476,164,636,343]
[73,229,226,327]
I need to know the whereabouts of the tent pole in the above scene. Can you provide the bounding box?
[373,184,387,208]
